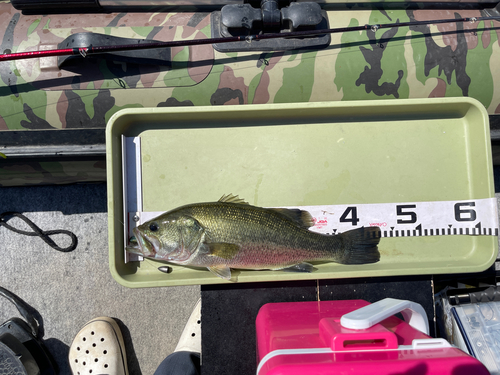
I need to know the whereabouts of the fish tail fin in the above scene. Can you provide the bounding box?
[337,226,381,264]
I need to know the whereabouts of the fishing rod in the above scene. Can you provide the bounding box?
[1,14,499,62]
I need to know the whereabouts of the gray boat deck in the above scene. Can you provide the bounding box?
[0,183,200,375]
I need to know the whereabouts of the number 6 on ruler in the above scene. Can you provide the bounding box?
[454,202,477,222]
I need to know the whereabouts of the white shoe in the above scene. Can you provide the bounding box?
[174,298,201,354]
[69,317,128,375]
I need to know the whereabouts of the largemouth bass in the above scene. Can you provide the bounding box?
[127,194,381,279]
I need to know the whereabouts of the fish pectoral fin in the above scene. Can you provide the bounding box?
[208,265,232,280]
[218,193,249,205]
[207,243,240,260]
[267,208,314,228]
[280,262,315,273]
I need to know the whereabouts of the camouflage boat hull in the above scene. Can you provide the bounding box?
[1,1,499,185]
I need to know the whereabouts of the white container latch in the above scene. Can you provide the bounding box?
[340,298,430,335]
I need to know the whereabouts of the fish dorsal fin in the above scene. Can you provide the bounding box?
[208,265,232,280]
[207,243,241,259]
[218,194,249,205]
[268,208,314,228]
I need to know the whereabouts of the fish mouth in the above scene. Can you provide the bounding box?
[126,228,160,258]
[125,242,143,256]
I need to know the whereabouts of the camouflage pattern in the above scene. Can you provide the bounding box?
[1,1,499,185]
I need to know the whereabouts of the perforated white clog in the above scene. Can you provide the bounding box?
[174,298,201,354]
[69,317,128,375]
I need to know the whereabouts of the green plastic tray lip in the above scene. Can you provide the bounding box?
[106,97,497,288]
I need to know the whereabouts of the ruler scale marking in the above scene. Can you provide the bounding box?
[130,198,499,239]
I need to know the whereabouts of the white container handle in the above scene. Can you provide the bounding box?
[340,298,429,335]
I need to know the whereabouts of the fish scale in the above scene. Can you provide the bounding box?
[191,204,339,262]
[127,194,381,280]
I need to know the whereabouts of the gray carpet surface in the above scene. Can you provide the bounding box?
[0,183,200,375]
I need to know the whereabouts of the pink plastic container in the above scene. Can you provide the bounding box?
[256,299,489,375]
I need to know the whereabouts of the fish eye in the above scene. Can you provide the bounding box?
[149,222,159,232]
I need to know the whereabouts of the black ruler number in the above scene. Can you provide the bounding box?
[454,202,477,222]
[340,206,360,226]
[396,204,417,224]
[337,201,480,228]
